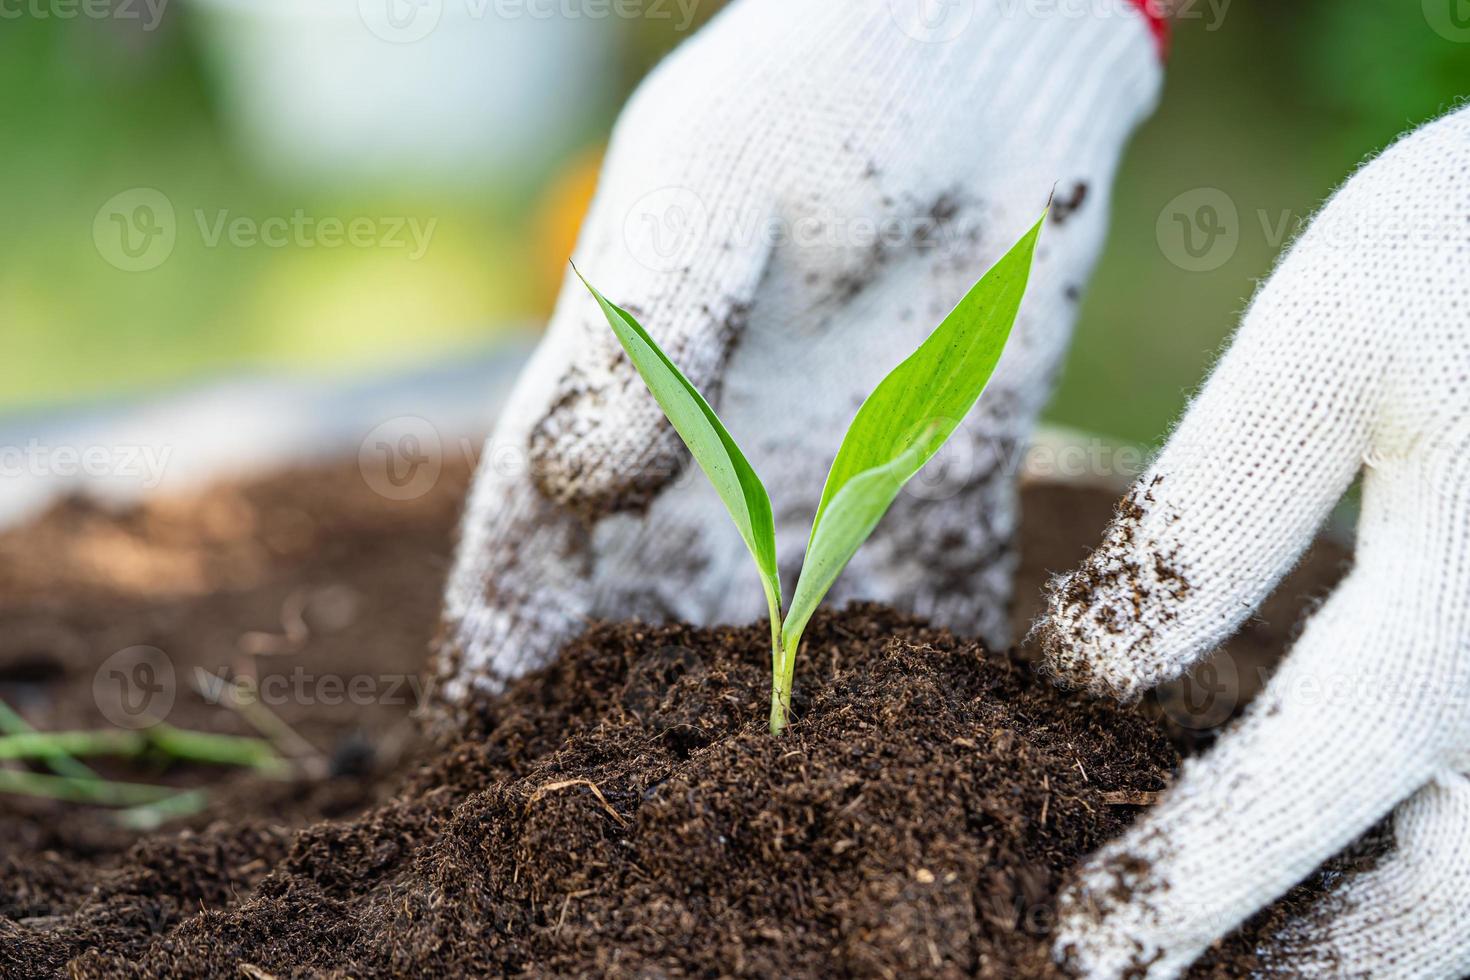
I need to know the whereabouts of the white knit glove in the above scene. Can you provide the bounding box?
[435,0,1162,704]
[1040,104,1470,979]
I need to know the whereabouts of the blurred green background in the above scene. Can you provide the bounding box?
[3,1,1468,446]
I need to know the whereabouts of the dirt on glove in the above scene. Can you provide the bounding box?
[0,459,1352,978]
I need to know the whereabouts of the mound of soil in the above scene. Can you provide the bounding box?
[0,461,1351,978]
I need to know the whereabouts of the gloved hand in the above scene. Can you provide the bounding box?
[434,0,1164,708]
[1039,105,1470,978]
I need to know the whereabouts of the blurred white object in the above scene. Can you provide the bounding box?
[185,0,613,182]
[0,344,1128,538]
[0,338,534,529]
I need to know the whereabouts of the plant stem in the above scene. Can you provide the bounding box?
[763,582,789,736]
[0,698,96,780]
[0,726,288,776]
[770,632,801,737]
[769,670,788,736]
[114,790,210,831]
[0,769,183,807]
[150,725,291,775]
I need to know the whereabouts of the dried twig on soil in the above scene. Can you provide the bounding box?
[526,778,628,827]
[1100,790,1162,806]
[212,675,325,775]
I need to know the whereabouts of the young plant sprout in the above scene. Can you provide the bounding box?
[576,212,1044,734]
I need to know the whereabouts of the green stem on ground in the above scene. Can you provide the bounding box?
[0,769,184,807]
[114,790,210,831]
[0,725,288,776]
[0,697,96,780]
[149,724,290,775]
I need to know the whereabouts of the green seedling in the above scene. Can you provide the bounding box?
[0,696,95,779]
[577,213,1044,734]
[0,694,288,827]
[0,725,289,775]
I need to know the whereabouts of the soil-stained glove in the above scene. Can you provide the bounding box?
[435,0,1164,708]
[1039,105,1470,978]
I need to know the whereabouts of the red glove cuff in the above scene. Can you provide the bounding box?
[1126,0,1170,60]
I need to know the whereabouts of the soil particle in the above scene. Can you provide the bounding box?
[826,240,888,307]
[819,189,977,311]
[1050,182,1090,226]
[927,191,962,228]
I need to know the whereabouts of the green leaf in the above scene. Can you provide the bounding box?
[573,267,781,614]
[781,214,1045,653]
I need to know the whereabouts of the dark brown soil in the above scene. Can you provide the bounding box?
[0,461,1352,978]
